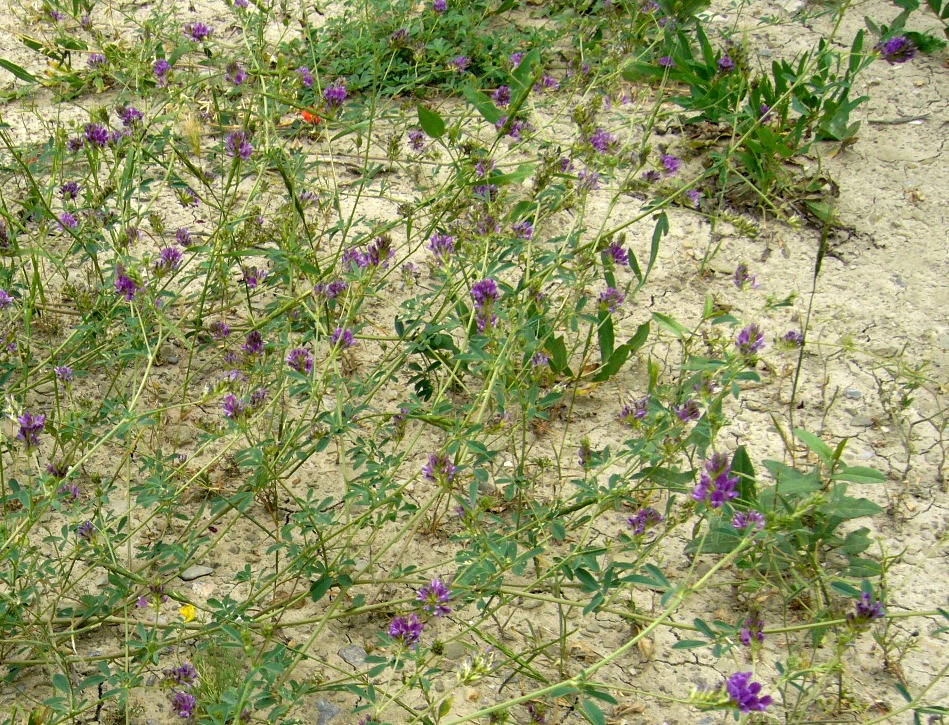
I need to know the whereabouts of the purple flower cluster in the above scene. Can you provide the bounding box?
[782,329,804,347]
[55,365,73,382]
[717,55,735,74]
[674,398,701,422]
[739,616,764,646]
[735,323,765,359]
[176,227,192,246]
[155,247,183,274]
[511,220,533,239]
[428,233,455,260]
[330,327,354,349]
[491,85,512,107]
[323,80,348,109]
[408,129,426,151]
[209,321,230,340]
[604,241,629,267]
[60,181,80,200]
[286,347,314,374]
[118,106,143,127]
[225,61,248,86]
[114,268,138,301]
[184,23,213,42]
[171,690,197,720]
[83,122,110,148]
[577,168,600,191]
[87,53,106,69]
[221,392,246,420]
[17,411,45,451]
[588,128,617,154]
[297,66,314,88]
[619,395,650,425]
[726,672,771,713]
[598,287,625,313]
[531,351,550,368]
[433,0,447,11]
[577,438,593,468]
[166,662,198,687]
[154,59,171,85]
[733,262,757,290]
[313,279,347,300]
[627,506,663,535]
[470,278,499,333]
[422,452,456,484]
[0,289,12,309]
[449,56,471,72]
[389,613,424,646]
[732,510,765,531]
[242,266,267,289]
[225,130,253,160]
[660,153,681,175]
[58,212,78,230]
[417,576,452,617]
[693,453,739,508]
[878,35,915,64]
[848,592,885,623]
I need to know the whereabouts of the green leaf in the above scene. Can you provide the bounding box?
[671,639,707,650]
[730,445,757,504]
[52,673,70,693]
[580,699,606,725]
[489,163,534,186]
[0,58,37,83]
[651,312,690,339]
[832,465,886,484]
[831,580,861,597]
[597,311,614,364]
[793,428,833,466]
[821,495,882,520]
[628,321,650,353]
[462,86,502,124]
[417,104,446,138]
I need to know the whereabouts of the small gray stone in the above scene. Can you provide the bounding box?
[582,621,601,634]
[844,388,862,400]
[179,565,214,581]
[338,645,368,667]
[434,679,445,692]
[443,642,467,660]
[315,700,342,725]
[850,414,873,428]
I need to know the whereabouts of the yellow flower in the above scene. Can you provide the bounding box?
[179,604,196,623]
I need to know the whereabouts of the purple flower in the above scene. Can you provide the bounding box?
[641,169,660,183]
[58,212,79,230]
[209,321,230,340]
[184,23,213,42]
[512,220,533,239]
[178,187,199,208]
[155,247,183,273]
[17,411,46,451]
[118,106,143,127]
[717,55,735,74]
[87,53,106,69]
[660,153,681,175]
[54,365,73,382]
[848,592,885,623]
[473,183,497,200]
[166,662,198,687]
[114,268,138,301]
[531,351,550,368]
[598,287,625,313]
[433,0,447,11]
[693,453,739,508]
[234,0,249,7]
[604,242,628,267]
[627,507,663,535]
[588,128,617,154]
[759,103,772,120]
[313,279,347,300]
[60,181,80,200]
[331,327,354,349]
[560,157,574,173]
[297,66,314,88]
[408,129,426,151]
[674,398,701,422]
[539,73,559,90]
[658,55,674,68]
[77,520,94,541]
[342,248,368,270]
[225,61,248,86]
[878,35,915,64]
[249,387,268,408]
[732,510,765,531]
[366,235,394,268]
[428,233,455,260]
[242,266,267,289]
[509,52,524,68]
[619,396,650,425]
[388,613,424,646]
[686,189,702,207]
[733,263,758,290]
[782,329,804,347]
[471,279,499,309]
[221,393,246,419]
[417,576,452,617]
[725,672,772,713]
[577,169,600,191]
[422,452,456,484]
[323,80,347,109]
[736,323,765,358]
[449,56,471,72]
[154,59,171,83]
[83,123,110,148]
[49,9,63,20]
[739,616,764,646]
[242,330,264,356]
[225,130,253,160]
[492,86,512,107]
[176,227,192,246]
[171,690,197,719]
[286,347,313,374]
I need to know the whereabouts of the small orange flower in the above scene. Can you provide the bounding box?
[301,109,320,124]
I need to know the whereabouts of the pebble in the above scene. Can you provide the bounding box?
[338,645,368,667]
[443,642,467,660]
[850,414,873,428]
[179,565,214,581]
[582,622,601,634]
[844,388,862,400]
[315,700,342,725]
[434,679,445,693]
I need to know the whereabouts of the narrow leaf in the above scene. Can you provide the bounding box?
[417,104,446,139]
